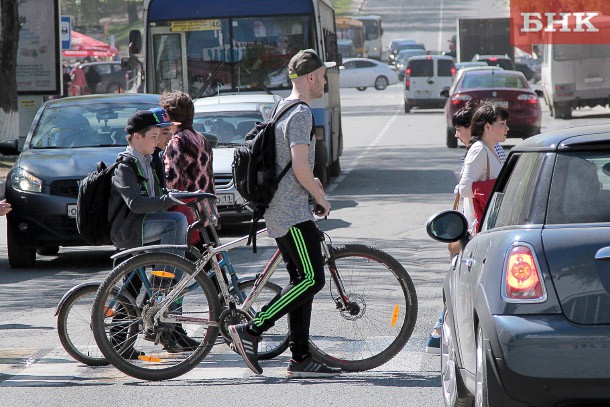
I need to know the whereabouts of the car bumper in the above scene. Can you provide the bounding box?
[404,97,446,109]
[489,314,610,403]
[5,187,84,247]
[214,185,252,224]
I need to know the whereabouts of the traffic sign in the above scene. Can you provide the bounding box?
[60,16,71,50]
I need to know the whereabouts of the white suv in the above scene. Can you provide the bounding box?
[193,94,281,224]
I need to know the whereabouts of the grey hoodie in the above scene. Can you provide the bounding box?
[108,150,176,249]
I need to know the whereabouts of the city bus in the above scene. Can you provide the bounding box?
[335,17,365,57]
[348,15,383,60]
[540,16,610,119]
[131,0,343,183]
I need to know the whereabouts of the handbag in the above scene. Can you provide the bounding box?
[448,192,462,255]
[471,151,495,232]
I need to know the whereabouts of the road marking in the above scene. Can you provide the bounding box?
[326,106,401,193]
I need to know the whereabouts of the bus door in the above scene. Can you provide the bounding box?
[147,26,188,94]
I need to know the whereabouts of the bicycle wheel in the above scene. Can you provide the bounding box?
[91,252,221,381]
[57,284,108,366]
[236,279,289,360]
[308,244,418,372]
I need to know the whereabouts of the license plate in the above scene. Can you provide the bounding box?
[216,193,234,206]
[67,204,77,218]
[496,100,509,108]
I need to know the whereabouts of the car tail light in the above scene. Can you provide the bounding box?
[406,67,411,76]
[450,93,471,105]
[517,94,539,104]
[451,67,456,76]
[488,57,498,61]
[405,78,410,90]
[503,245,547,302]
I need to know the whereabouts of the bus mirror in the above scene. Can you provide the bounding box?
[128,30,142,55]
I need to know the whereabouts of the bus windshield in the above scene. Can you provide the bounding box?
[151,16,312,96]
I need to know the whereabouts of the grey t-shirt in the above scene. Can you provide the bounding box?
[264,99,314,238]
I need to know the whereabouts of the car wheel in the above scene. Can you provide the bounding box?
[447,129,458,148]
[37,246,59,256]
[554,103,572,119]
[404,102,411,113]
[7,226,36,268]
[442,309,473,407]
[106,82,122,93]
[374,76,389,90]
[356,86,367,91]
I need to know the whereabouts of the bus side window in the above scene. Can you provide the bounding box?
[324,31,341,64]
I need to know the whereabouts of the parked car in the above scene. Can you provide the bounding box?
[387,39,425,64]
[442,67,541,148]
[0,94,164,267]
[472,54,515,70]
[193,94,281,223]
[395,49,427,80]
[404,55,455,113]
[426,126,610,406]
[80,61,140,94]
[339,57,399,91]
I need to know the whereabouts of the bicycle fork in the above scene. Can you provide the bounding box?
[322,240,361,317]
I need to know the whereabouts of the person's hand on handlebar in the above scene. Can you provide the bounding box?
[312,177,331,217]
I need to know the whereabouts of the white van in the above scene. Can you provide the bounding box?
[404,55,455,113]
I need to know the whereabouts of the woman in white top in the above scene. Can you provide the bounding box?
[458,102,509,229]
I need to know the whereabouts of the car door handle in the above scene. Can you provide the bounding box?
[595,246,610,260]
[462,258,474,267]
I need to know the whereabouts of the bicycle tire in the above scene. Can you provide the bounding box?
[91,253,221,381]
[235,279,289,360]
[308,244,418,372]
[57,284,108,366]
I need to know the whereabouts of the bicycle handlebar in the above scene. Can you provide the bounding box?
[168,191,216,206]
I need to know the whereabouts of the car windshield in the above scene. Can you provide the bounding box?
[461,73,528,89]
[193,111,265,145]
[29,102,157,149]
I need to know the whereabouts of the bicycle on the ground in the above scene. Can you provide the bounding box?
[55,195,287,366]
[89,192,418,381]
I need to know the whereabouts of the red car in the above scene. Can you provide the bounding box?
[442,68,541,148]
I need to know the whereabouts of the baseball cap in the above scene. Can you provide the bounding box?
[288,49,336,79]
[125,108,180,134]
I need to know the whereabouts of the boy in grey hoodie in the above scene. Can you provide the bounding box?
[108,108,186,251]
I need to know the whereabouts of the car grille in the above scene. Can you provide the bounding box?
[215,173,233,189]
[43,215,78,235]
[50,179,80,198]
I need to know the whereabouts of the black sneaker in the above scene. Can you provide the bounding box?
[287,356,342,378]
[228,323,262,375]
[162,326,200,353]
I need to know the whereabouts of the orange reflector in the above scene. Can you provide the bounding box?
[391,304,400,327]
[104,307,115,317]
[138,355,162,363]
[151,271,176,279]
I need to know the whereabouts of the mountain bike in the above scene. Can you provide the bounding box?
[55,196,287,366]
[90,192,418,381]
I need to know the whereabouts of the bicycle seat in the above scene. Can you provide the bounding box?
[169,191,217,207]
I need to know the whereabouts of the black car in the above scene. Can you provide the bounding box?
[0,94,164,267]
[427,125,610,406]
[80,61,140,94]
[471,54,515,70]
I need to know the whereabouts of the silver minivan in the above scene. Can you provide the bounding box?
[404,55,455,113]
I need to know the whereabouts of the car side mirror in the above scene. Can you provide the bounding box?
[440,87,450,98]
[426,210,469,243]
[0,139,19,156]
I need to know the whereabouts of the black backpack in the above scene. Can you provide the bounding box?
[76,156,136,245]
[232,99,309,251]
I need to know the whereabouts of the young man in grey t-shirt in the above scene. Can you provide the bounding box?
[229,49,341,378]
